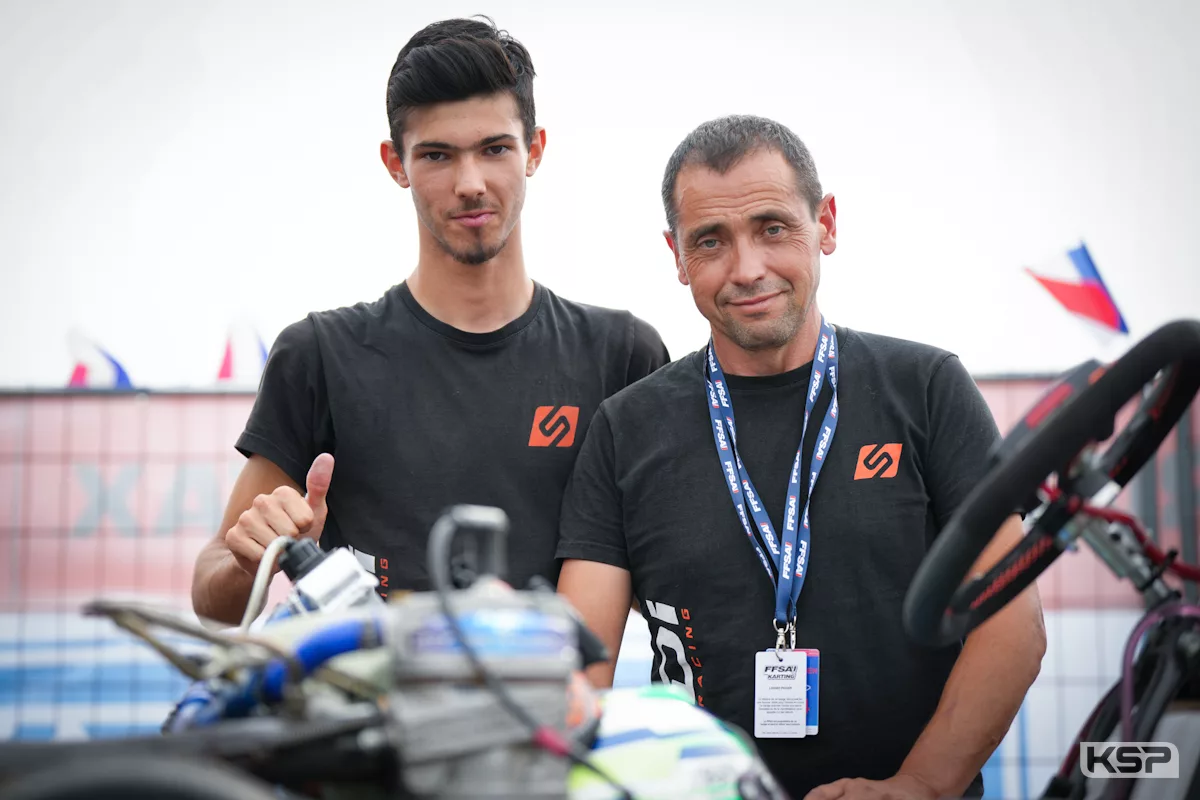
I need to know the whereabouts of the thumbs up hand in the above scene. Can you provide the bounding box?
[303,452,334,538]
[225,453,335,576]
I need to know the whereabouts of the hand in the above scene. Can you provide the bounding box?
[803,774,941,800]
[225,453,334,575]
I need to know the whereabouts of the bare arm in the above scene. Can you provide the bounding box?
[559,559,634,689]
[888,359,1046,797]
[191,454,329,625]
[805,516,1045,800]
[896,515,1047,798]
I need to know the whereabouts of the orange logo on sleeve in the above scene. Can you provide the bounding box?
[854,443,903,480]
[529,405,580,448]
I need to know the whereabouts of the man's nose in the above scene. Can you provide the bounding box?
[454,156,486,199]
[728,237,769,285]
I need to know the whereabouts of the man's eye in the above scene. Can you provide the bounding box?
[765,224,784,236]
[485,145,510,156]
[422,152,448,162]
[699,239,719,249]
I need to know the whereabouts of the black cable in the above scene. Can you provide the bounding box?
[1099,620,1196,800]
[428,508,635,800]
[1046,619,1177,800]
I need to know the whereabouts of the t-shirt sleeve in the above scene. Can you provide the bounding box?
[626,314,671,386]
[924,354,1003,531]
[235,317,333,489]
[556,405,630,570]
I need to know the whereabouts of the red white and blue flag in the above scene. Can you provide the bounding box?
[1025,242,1129,335]
[216,323,269,386]
[66,333,133,390]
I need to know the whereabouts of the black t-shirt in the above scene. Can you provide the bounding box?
[556,326,1000,798]
[236,280,669,595]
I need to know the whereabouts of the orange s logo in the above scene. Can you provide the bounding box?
[854,443,903,480]
[529,405,580,448]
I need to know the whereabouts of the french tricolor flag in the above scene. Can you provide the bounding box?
[66,332,133,390]
[1025,242,1129,335]
[216,323,269,387]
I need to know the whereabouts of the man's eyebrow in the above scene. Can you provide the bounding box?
[688,223,723,246]
[412,133,520,151]
[749,208,801,225]
[480,134,518,146]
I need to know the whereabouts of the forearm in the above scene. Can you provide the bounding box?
[557,559,632,690]
[899,595,1046,797]
[586,659,618,689]
[191,543,255,626]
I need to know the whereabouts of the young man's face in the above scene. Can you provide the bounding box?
[383,92,545,265]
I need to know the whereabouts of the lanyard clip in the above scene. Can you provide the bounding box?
[788,620,797,651]
[773,619,787,653]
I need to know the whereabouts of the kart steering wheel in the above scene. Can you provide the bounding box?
[904,319,1200,648]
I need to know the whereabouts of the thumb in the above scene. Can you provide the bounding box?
[305,453,334,510]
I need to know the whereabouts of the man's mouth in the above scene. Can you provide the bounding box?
[728,291,783,311]
[452,211,497,228]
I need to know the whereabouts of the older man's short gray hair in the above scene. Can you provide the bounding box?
[661,115,823,235]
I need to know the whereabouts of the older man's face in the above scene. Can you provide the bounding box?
[668,148,836,354]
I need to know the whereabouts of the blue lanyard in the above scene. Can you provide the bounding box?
[705,317,840,633]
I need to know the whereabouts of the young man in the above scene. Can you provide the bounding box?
[556,116,1045,800]
[191,17,668,625]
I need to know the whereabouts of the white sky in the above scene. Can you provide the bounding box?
[1,0,1197,388]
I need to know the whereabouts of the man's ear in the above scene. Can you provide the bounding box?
[380,140,410,189]
[664,230,689,286]
[526,127,547,177]
[817,193,837,256]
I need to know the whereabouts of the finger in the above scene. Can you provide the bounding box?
[273,487,315,532]
[305,453,334,511]
[226,523,266,567]
[235,507,282,548]
[804,780,847,800]
[254,494,301,539]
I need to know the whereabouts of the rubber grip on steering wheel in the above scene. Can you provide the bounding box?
[903,319,1200,648]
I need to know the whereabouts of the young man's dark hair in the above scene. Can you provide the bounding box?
[385,16,537,152]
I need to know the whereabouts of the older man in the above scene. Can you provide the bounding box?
[556,115,1044,799]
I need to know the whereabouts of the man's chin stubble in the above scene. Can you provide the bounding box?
[439,233,508,266]
[724,314,804,352]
